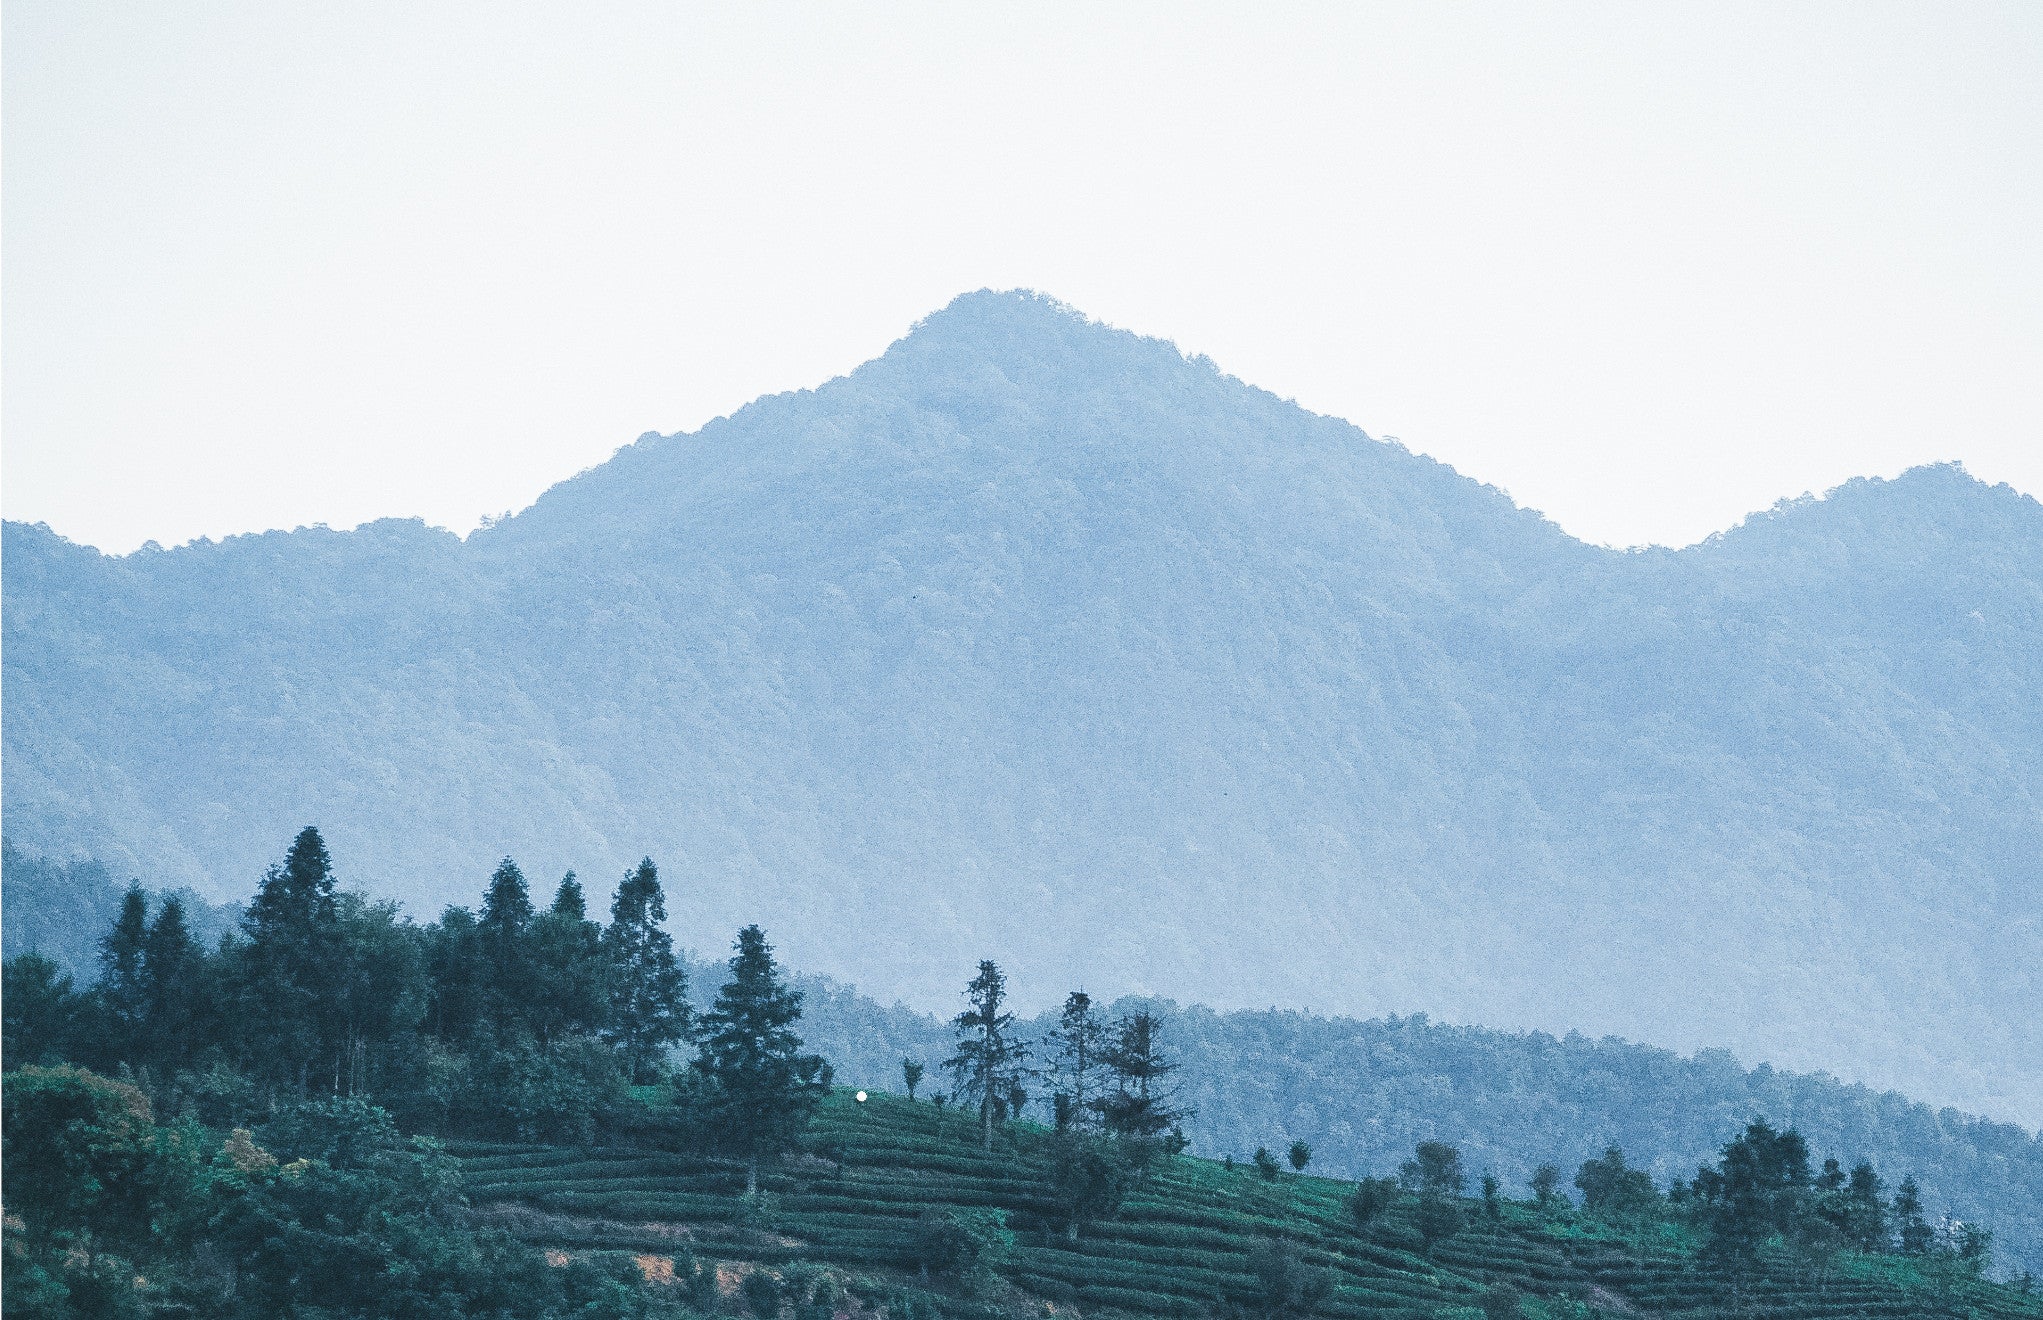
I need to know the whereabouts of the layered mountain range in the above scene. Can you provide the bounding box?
[5,290,2039,1125]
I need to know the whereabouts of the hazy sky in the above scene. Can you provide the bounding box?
[5,3,2039,554]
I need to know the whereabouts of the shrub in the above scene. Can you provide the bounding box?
[913,1207,1013,1289]
[743,1269,784,1318]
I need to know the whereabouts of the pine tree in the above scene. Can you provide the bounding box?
[1845,1160,1888,1252]
[141,895,205,1073]
[476,857,537,1039]
[98,884,150,1065]
[944,960,1030,1151]
[1045,990,1108,1133]
[1893,1174,1933,1255]
[692,925,828,1197]
[1095,1010,1189,1150]
[604,858,689,1084]
[237,826,344,1094]
[902,1058,925,1101]
[530,872,611,1048]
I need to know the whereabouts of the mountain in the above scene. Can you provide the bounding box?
[4,290,2039,1126]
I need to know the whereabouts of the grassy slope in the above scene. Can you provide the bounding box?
[453,1091,2042,1320]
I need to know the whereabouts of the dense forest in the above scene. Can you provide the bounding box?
[8,290,2039,1131]
[6,830,2040,1318]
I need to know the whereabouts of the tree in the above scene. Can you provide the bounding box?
[141,894,208,1073]
[604,858,689,1084]
[1482,1172,1503,1225]
[4,954,81,1068]
[1348,1176,1397,1228]
[1893,1175,1933,1256]
[1401,1140,1467,1257]
[1529,1162,1564,1211]
[1843,1160,1888,1252]
[1575,1145,1658,1222]
[692,925,828,1196]
[913,1207,1012,1290]
[1,1065,158,1264]
[529,873,612,1049]
[1096,1010,1189,1152]
[1050,1131,1135,1243]
[1399,1141,1466,1198]
[902,1058,925,1101]
[476,857,537,1038]
[1288,1140,1312,1173]
[1254,1146,1282,1180]
[97,884,150,1064]
[943,960,1030,1151]
[1704,1120,1814,1270]
[1246,1238,1332,1318]
[1045,990,1109,1132]
[238,826,344,1094]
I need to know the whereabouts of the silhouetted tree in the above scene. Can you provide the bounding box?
[1288,1140,1311,1173]
[944,960,1029,1151]
[97,885,149,1064]
[529,873,611,1048]
[1045,990,1109,1133]
[1893,1175,1933,1255]
[1096,1010,1188,1153]
[692,925,827,1196]
[238,826,343,1094]
[902,1058,925,1101]
[604,858,689,1084]
[141,895,206,1072]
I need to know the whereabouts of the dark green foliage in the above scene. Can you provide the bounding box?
[902,1057,925,1100]
[1401,1140,1467,1198]
[1348,1175,1397,1226]
[1255,1147,1282,1180]
[1574,1145,1658,1222]
[944,960,1029,1151]
[1481,1171,1503,1223]
[531,875,613,1048]
[1529,1163,1563,1210]
[693,924,828,1192]
[1478,1282,1524,1319]
[478,856,539,1036]
[1896,1173,1934,1255]
[1701,1120,1812,1266]
[912,1206,1012,1288]
[97,884,150,1063]
[604,858,689,1085]
[1287,1140,1311,1173]
[1244,1238,1332,1318]
[0,842,240,985]
[237,826,345,1094]
[1050,1131,1137,1241]
[4,953,81,1067]
[1097,1010,1189,1152]
[1046,990,1109,1132]
[1,1065,157,1259]
[742,1268,783,1317]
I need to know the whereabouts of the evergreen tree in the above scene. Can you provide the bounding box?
[97,885,150,1065]
[140,895,206,1073]
[692,925,828,1196]
[426,906,485,1042]
[3,955,81,1068]
[902,1058,925,1101]
[476,857,537,1038]
[238,827,343,1094]
[1705,1120,1814,1269]
[1844,1160,1888,1252]
[1288,1140,1312,1173]
[530,873,611,1048]
[1096,1010,1189,1150]
[1893,1174,1933,1255]
[1045,990,1109,1134]
[943,960,1030,1151]
[1529,1162,1564,1211]
[603,859,689,1084]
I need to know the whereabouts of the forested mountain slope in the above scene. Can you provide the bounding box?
[5,290,2039,1125]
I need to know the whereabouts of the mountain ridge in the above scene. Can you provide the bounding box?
[5,289,2039,1128]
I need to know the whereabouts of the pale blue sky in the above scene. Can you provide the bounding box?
[5,2,2039,553]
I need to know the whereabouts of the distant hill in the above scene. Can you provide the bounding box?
[0,841,242,978]
[4,290,2039,1127]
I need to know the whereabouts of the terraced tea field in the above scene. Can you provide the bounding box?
[453,1091,2042,1319]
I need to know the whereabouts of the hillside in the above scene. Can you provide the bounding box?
[4,290,2040,1126]
[455,1087,2043,1318]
